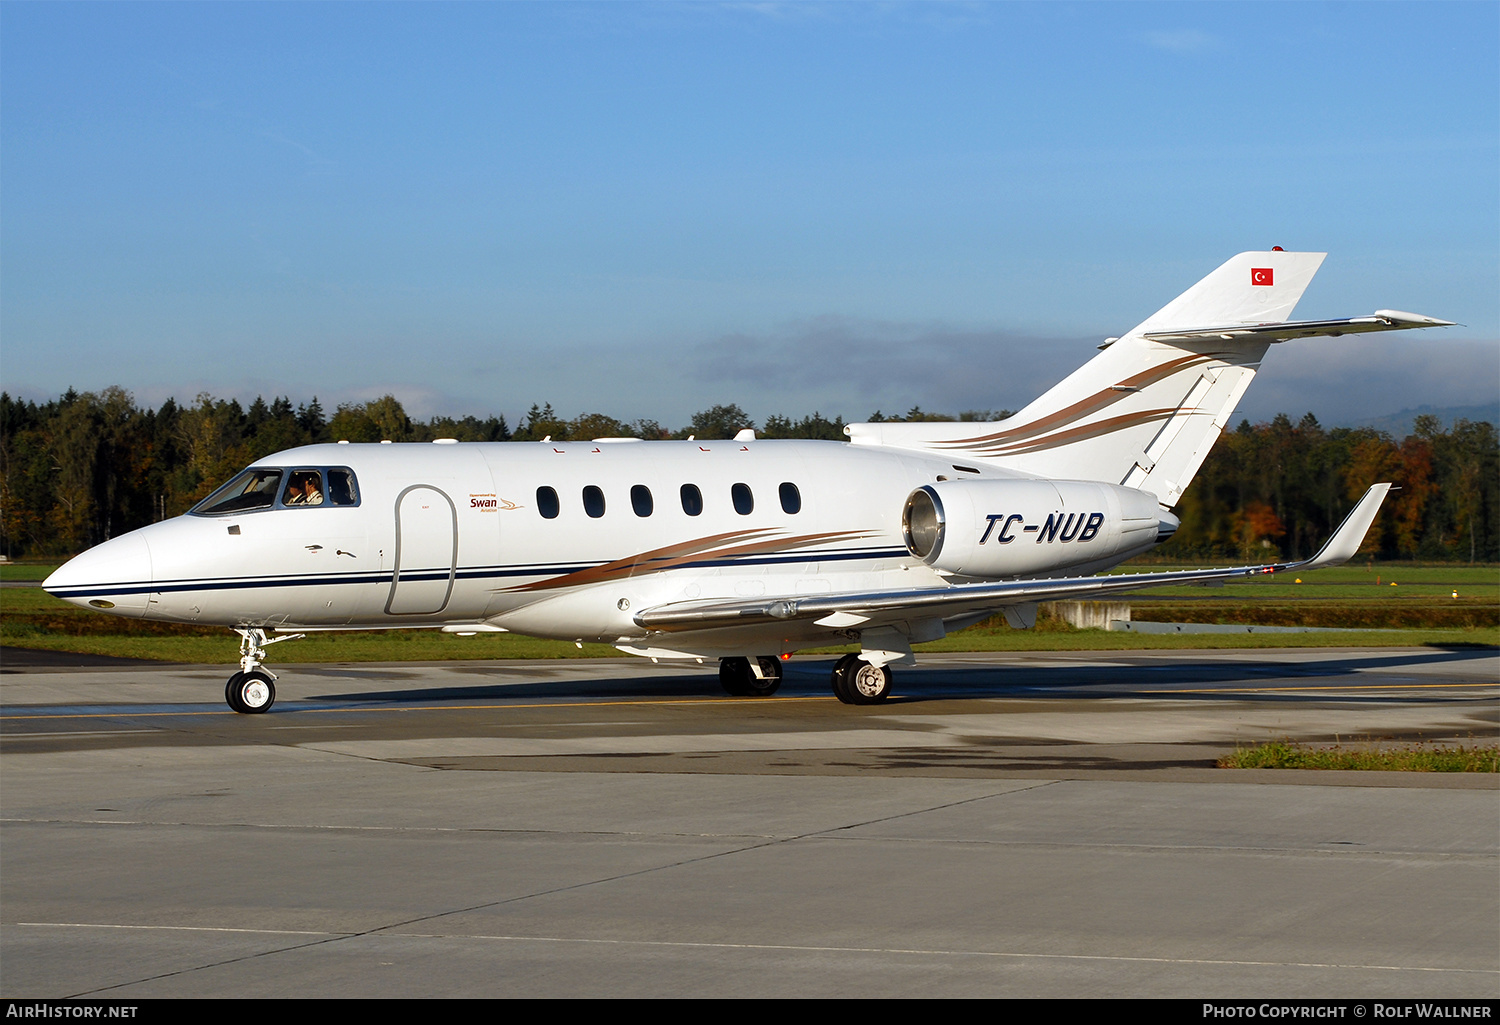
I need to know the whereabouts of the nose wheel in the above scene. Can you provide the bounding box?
[224,628,300,713]
[226,670,276,713]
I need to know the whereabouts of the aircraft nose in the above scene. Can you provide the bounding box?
[42,531,154,617]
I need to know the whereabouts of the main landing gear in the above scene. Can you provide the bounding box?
[718,654,896,703]
[719,656,783,697]
[831,653,893,705]
[224,628,302,714]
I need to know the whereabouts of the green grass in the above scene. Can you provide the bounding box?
[0,562,60,582]
[6,560,1497,664]
[1111,562,1500,599]
[0,583,624,660]
[1219,741,1499,772]
[0,628,620,663]
[5,624,1496,664]
[1103,563,1499,631]
[1125,601,1494,630]
[3,581,1495,663]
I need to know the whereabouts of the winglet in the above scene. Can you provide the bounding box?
[1296,483,1391,572]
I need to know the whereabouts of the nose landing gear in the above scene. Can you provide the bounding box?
[224,628,303,714]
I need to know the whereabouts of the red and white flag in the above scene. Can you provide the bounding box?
[1251,267,1274,286]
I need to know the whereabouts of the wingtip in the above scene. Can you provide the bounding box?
[1373,310,1457,328]
[1298,482,1391,572]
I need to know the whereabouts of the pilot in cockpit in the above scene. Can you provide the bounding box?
[284,472,324,506]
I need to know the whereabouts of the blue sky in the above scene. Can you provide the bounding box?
[3,2,1496,428]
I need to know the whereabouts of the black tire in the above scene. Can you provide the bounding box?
[833,655,892,705]
[719,657,753,696]
[830,653,861,704]
[231,670,276,714]
[225,672,246,713]
[746,656,783,697]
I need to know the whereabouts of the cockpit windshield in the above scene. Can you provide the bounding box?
[190,466,361,516]
[191,469,283,515]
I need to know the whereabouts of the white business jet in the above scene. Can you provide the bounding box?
[44,251,1452,712]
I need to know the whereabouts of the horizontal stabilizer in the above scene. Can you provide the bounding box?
[1142,311,1454,345]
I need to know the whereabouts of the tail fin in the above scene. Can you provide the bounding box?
[1131,250,1326,334]
[848,251,1327,507]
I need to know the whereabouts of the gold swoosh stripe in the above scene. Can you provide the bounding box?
[504,529,879,593]
[957,409,1179,457]
[927,352,1221,450]
[504,528,779,592]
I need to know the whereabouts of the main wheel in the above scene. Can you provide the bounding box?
[229,670,276,714]
[833,655,892,705]
[746,656,783,697]
[830,653,861,703]
[848,661,893,704]
[719,657,753,696]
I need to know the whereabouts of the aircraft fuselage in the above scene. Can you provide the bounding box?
[43,438,1160,657]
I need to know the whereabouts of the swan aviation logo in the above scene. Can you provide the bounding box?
[1252,267,1274,286]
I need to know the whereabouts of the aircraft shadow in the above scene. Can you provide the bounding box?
[302,645,1496,708]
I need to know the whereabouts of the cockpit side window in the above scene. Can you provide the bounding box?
[283,470,325,507]
[191,469,284,516]
[327,468,359,506]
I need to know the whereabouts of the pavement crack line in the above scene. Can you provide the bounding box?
[804,778,1062,838]
[59,782,1063,996]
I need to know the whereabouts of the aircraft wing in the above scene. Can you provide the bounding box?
[1140,310,1453,345]
[635,483,1391,634]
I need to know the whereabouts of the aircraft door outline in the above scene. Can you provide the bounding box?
[386,484,458,615]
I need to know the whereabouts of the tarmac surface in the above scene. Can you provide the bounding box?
[1,645,1496,997]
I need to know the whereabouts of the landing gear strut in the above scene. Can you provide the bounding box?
[831,653,893,705]
[719,656,783,697]
[224,628,302,714]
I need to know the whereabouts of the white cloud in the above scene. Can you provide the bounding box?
[1139,29,1218,54]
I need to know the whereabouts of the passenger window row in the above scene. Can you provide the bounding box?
[536,482,801,520]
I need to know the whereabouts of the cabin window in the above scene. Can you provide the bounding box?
[680,484,703,516]
[631,485,653,517]
[327,469,359,506]
[779,482,801,515]
[537,486,560,519]
[582,485,606,518]
[282,470,325,507]
[191,469,283,515]
[731,483,754,515]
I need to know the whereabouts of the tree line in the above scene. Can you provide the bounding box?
[2,389,1494,563]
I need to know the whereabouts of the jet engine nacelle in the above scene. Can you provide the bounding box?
[901,478,1169,579]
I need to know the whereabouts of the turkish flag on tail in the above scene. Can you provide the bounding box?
[1251,267,1274,286]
